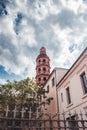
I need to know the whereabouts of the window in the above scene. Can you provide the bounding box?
[38,78,41,81]
[52,77,55,86]
[38,68,41,73]
[66,87,71,104]
[43,59,46,64]
[43,77,46,81]
[61,93,63,102]
[47,85,49,93]
[43,67,46,72]
[38,60,41,64]
[67,115,78,130]
[80,72,87,94]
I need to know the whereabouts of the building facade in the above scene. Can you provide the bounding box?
[57,47,87,119]
[42,67,68,114]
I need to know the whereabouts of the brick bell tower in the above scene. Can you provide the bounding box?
[36,47,50,86]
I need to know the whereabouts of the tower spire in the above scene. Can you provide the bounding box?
[36,47,50,86]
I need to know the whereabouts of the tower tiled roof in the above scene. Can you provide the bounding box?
[37,53,48,58]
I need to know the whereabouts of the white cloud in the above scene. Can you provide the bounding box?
[78,0,87,14]
[17,24,37,47]
[0,78,6,84]
[28,0,60,21]
[0,0,87,80]
[52,24,72,43]
[0,16,15,35]
[45,0,60,15]
[60,0,82,13]
[33,3,48,21]
[51,17,87,68]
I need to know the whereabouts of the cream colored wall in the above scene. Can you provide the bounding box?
[42,68,68,114]
[57,51,87,118]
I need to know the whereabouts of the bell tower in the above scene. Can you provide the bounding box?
[36,47,50,86]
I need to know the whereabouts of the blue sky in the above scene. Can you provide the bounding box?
[0,0,87,84]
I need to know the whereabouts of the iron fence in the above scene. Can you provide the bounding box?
[0,107,87,130]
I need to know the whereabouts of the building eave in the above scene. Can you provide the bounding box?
[56,47,87,88]
[43,67,68,87]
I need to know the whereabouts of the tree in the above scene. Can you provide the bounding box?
[0,77,53,116]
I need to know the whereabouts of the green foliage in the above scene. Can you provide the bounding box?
[0,77,53,112]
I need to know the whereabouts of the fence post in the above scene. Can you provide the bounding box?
[63,111,66,130]
[6,105,9,117]
[21,107,25,129]
[50,113,53,130]
[80,110,85,130]
[57,112,60,130]
[28,107,32,129]
[85,110,87,117]
[13,106,17,118]
[12,106,17,128]
[29,107,32,119]
[43,111,46,130]
[74,110,79,130]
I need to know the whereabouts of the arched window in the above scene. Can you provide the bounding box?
[43,77,46,81]
[38,68,41,73]
[43,59,46,64]
[38,60,41,64]
[43,67,46,72]
[38,78,41,81]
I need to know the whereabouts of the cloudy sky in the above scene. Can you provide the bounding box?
[0,0,87,84]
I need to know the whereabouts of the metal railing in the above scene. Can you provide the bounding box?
[0,107,87,130]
